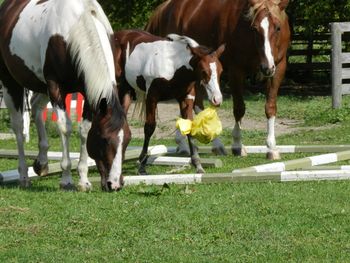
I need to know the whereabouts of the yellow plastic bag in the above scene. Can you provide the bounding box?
[176,107,222,144]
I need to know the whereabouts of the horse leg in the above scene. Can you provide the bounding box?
[230,68,248,156]
[265,58,287,160]
[47,80,74,190]
[30,93,50,176]
[2,87,29,187]
[179,90,205,173]
[77,102,92,191]
[138,98,157,175]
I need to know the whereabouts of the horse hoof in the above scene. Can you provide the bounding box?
[196,167,205,173]
[176,146,190,156]
[19,179,31,188]
[33,159,49,176]
[78,181,93,192]
[266,150,281,160]
[212,146,227,156]
[59,183,76,191]
[106,180,123,191]
[232,147,248,157]
[138,170,148,175]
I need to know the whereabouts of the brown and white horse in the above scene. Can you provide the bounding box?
[0,0,130,191]
[146,0,291,160]
[114,30,224,174]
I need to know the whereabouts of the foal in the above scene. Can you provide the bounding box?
[114,30,224,174]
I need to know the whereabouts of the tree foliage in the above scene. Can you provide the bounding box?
[99,0,163,30]
[288,0,350,35]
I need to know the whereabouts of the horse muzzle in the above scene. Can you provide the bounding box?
[260,64,276,78]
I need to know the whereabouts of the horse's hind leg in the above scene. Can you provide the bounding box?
[30,93,50,176]
[138,97,157,175]
[2,86,29,187]
[77,102,92,191]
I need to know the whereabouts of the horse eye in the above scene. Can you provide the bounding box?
[276,26,281,32]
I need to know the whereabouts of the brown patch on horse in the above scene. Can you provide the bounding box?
[37,0,49,5]
[136,75,146,92]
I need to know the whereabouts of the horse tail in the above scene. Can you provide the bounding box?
[67,1,116,110]
[131,89,146,123]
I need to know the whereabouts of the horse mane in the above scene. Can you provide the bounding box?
[167,34,199,48]
[67,0,116,110]
[246,0,287,25]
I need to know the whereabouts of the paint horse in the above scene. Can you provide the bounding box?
[146,0,291,160]
[114,30,224,174]
[0,0,130,191]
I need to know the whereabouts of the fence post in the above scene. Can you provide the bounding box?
[331,22,342,109]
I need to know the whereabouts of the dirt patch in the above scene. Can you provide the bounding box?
[127,100,306,140]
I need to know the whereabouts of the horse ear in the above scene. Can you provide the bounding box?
[215,44,226,58]
[278,0,289,11]
[99,98,108,115]
[188,45,201,57]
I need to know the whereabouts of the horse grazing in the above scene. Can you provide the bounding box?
[146,0,291,160]
[114,30,224,174]
[0,0,130,191]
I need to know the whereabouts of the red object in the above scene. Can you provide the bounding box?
[43,93,84,122]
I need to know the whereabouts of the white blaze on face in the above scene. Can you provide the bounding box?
[204,62,222,106]
[260,17,275,70]
[108,129,124,188]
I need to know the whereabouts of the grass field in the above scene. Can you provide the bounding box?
[1,94,350,262]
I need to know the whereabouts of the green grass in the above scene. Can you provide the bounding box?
[2,94,350,262]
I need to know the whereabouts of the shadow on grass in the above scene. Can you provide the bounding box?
[0,181,64,192]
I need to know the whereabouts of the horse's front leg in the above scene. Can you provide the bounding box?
[265,57,287,160]
[77,102,92,191]
[47,80,75,190]
[3,87,29,187]
[230,68,248,157]
[30,93,50,176]
[179,90,205,173]
[138,98,157,175]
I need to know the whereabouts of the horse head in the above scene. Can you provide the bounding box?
[87,96,131,191]
[179,37,225,107]
[247,0,289,77]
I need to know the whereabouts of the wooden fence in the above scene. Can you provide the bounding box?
[331,22,350,108]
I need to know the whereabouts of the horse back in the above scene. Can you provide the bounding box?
[146,0,245,48]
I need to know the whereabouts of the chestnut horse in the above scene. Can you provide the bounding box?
[114,30,224,174]
[0,0,130,191]
[146,0,291,160]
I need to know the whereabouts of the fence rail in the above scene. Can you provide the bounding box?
[331,22,350,108]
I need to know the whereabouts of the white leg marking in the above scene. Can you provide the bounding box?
[54,107,74,186]
[78,119,92,191]
[232,121,242,148]
[260,17,275,70]
[108,129,124,189]
[266,116,276,150]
